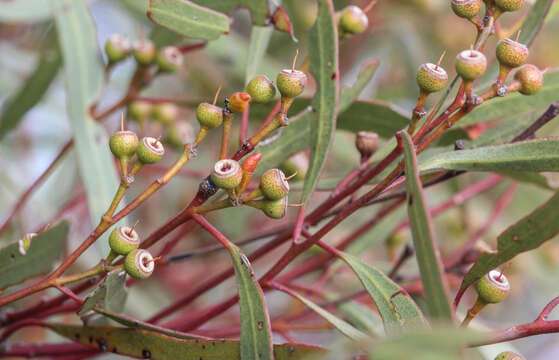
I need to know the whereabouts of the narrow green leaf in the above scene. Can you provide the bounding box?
[518,0,554,47]
[458,190,559,295]
[0,222,68,291]
[280,287,369,342]
[0,0,52,22]
[189,0,271,26]
[419,138,559,174]
[79,270,128,322]
[401,131,452,320]
[300,0,339,204]
[49,324,327,359]
[0,31,61,140]
[245,26,274,84]
[339,60,379,110]
[225,243,273,360]
[51,0,122,253]
[337,301,384,337]
[148,0,230,41]
[462,70,559,127]
[337,252,428,335]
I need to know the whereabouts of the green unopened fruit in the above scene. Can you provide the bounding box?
[494,351,523,360]
[338,5,368,35]
[451,0,482,19]
[277,69,307,98]
[295,0,318,31]
[124,249,155,279]
[196,103,223,129]
[137,137,165,164]
[514,64,543,95]
[152,102,179,126]
[156,46,183,73]
[105,34,131,63]
[211,159,243,190]
[128,101,152,122]
[109,130,138,158]
[496,38,528,68]
[416,63,448,93]
[246,76,276,103]
[227,92,251,113]
[475,270,510,304]
[109,226,140,255]
[495,0,525,12]
[262,197,288,219]
[133,39,156,66]
[455,49,487,81]
[260,169,290,201]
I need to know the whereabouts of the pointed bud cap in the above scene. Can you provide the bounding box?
[227,92,251,113]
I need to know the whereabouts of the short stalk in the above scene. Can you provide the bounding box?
[220,111,234,160]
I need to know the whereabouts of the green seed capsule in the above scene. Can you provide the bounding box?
[246,76,276,103]
[262,196,288,219]
[166,121,195,149]
[128,101,152,123]
[494,351,523,360]
[152,102,179,127]
[109,130,139,159]
[338,5,368,35]
[260,169,290,201]
[211,159,243,190]
[495,0,525,13]
[133,39,156,66]
[496,38,528,69]
[196,103,223,129]
[279,153,308,182]
[136,137,165,164]
[475,270,510,304]
[276,69,307,99]
[156,46,183,73]
[109,226,140,255]
[105,34,131,64]
[455,49,487,81]
[416,63,448,93]
[124,249,155,279]
[451,0,482,19]
[514,64,543,95]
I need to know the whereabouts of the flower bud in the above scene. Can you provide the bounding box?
[196,103,223,129]
[279,153,308,182]
[338,5,368,35]
[227,92,251,113]
[166,121,195,149]
[211,159,243,190]
[455,49,487,81]
[277,69,307,99]
[416,63,448,94]
[496,38,528,69]
[246,76,276,103]
[156,46,183,73]
[260,169,290,201]
[109,130,138,159]
[495,0,525,13]
[133,39,157,66]
[248,197,288,219]
[124,249,155,279]
[514,64,543,95]
[355,131,379,159]
[136,137,165,164]
[475,269,510,304]
[105,34,131,64]
[451,0,482,19]
[494,351,523,360]
[152,102,179,126]
[127,101,152,123]
[109,226,140,255]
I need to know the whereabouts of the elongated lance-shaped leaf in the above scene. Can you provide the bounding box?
[457,190,559,300]
[277,285,370,342]
[299,0,339,204]
[337,251,428,335]
[0,30,61,140]
[419,137,559,174]
[0,222,68,291]
[401,131,453,320]
[245,26,274,84]
[49,324,327,359]
[339,59,379,109]
[148,0,230,41]
[0,0,52,22]
[79,270,128,323]
[519,0,554,46]
[189,0,272,26]
[51,0,121,255]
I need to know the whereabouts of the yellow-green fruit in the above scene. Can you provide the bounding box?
[277,69,307,98]
[338,5,368,35]
[262,196,288,219]
[475,270,510,304]
[494,351,523,360]
[196,103,223,129]
[166,121,194,149]
[152,102,179,126]
[416,63,448,93]
[133,39,156,66]
[227,92,251,113]
[294,0,318,31]
[156,46,183,73]
[455,50,487,81]
[279,153,308,182]
[109,130,139,158]
[495,0,525,12]
[496,38,528,68]
[211,159,243,190]
[137,137,165,164]
[109,226,140,255]
[514,64,543,95]
[128,101,152,122]
[451,0,482,19]
[246,76,276,103]
[124,249,155,279]
[260,169,290,201]
[105,34,131,63]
